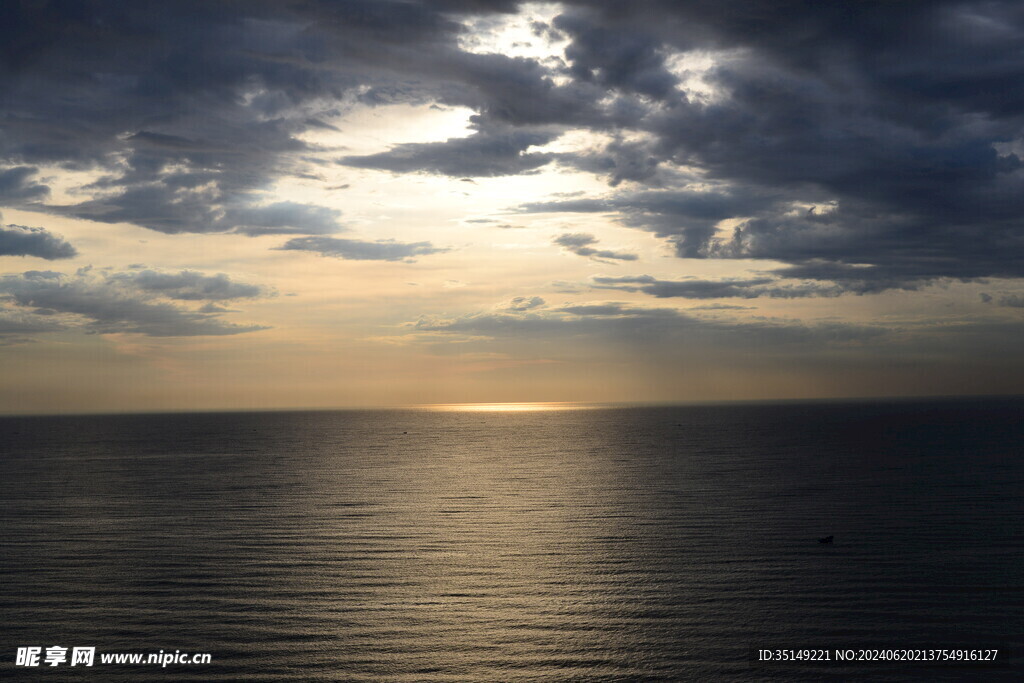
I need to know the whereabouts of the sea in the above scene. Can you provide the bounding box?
[2,397,1022,681]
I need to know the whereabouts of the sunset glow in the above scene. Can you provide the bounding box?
[424,402,592,412]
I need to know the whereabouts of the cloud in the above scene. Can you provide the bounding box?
[198,302,237,313]
[554,233,637,262]
[554,9,679,101]
[411,299,887,350]
[0,167,49,203]
[340,127,558,177]
[524,188,781,258]
[559,136,664,186]
[503,295,545,311]
[555,302,647,316]
[3,0,1024,293]
[998,295,1024,308]
[107,270,266,301]
[0,269,268,337]
[591,275,844,299]
[64,189,346,237]
[431,50,611,129]
[0,224,77,260]
[0,1,634,243]
[278,236,447,262]
[224,202,344,236]
[689,303,755,311]
[0,309,64,345]
[517,1,1024,289]
[0,1,504,234]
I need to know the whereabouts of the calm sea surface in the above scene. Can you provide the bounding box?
[2,398,1022,681]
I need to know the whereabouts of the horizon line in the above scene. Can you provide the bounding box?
[2,392,1022,419]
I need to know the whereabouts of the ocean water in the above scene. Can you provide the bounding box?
[2,398,1022,681]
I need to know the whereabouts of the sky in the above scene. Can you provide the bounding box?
[2,0,1024,414]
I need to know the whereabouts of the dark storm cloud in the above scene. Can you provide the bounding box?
[0,167,49,203]
[0,269,268,337]
[0,224,77,260]
[524,189,780,258]
[554,233,637,262]
[0,0,531,235]
[2,2,324,228]
[0,1,615,237]
[279,236,447,261]
[553,9,678,101]
[429,51,611,129]
[3,0,1023,291]
[538,1,1024,289]
[341,127,557,177]
[560,136,663,186]
[591,275,843,299]
[62,186,345,236]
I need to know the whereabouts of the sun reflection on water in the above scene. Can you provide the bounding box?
[422,402,593,412]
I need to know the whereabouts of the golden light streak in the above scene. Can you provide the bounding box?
[422,402,592,412]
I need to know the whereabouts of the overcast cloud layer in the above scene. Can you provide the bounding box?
[2,1,1024,408]
[3,2,1021,284]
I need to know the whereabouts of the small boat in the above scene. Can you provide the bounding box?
[818,535,834,544]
